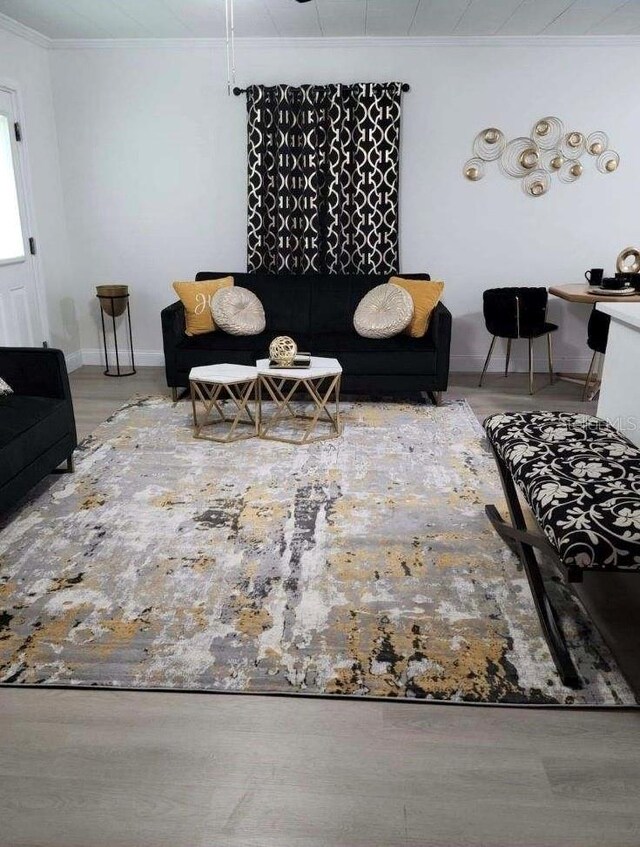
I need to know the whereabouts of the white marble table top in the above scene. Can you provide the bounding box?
[256,356,342,380]
[189,364,258,385]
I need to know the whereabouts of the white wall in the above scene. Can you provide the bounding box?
[0,24,77,357]
[48,39,640,372]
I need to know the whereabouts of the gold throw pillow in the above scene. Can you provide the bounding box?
[172,277,234,336]
[390,277,444,338]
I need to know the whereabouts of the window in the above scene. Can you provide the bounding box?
[0,114,25,262]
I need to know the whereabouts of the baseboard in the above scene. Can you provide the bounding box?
[65,350,83,373]
[70,349,590,375]
[79,348,164,367]
[450,354,591,375]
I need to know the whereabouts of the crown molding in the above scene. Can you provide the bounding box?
[47,33,640,51]
[1,19,640,52]
[0,11,51,49]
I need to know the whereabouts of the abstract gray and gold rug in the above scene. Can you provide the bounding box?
[0,397,635,705]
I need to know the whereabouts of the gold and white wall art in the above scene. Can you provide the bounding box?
[463,117,619,198]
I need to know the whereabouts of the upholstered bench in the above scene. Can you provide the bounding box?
[483,411,640,688]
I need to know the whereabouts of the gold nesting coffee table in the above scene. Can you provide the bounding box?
[256,356,342,445]
[189,364,258,443]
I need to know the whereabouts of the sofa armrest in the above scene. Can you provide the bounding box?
[0,347,72,401]
[424,302,451,390]
[161,301,186,388]
[161,301,185,348]
[423,302,448,347]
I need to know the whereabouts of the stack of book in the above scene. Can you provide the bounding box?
[269,352,311,369]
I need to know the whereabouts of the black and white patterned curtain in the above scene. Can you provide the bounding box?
[246,82,403,275]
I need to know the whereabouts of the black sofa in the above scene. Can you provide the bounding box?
[162,272,451,402]
[0,347,77,515]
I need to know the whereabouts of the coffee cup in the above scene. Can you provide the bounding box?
[615,272,634,285]
[601,276,626,290]
[585,268,604,285]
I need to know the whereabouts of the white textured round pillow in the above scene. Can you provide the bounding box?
[353,283,414,339]
[211,286,266,336]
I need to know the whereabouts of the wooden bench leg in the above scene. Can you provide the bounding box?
[487,447,582,689]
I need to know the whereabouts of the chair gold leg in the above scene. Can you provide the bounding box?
[547,333,554,385]
[479,336,497,387]
[582,350,598,401]
[504,338,512,377]
[528,338,534,395]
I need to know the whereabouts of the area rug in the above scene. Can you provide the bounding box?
[0,397,635,705]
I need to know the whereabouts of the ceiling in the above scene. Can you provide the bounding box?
[2,0,640,40]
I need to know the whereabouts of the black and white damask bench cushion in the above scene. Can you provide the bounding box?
[484,411,640,572]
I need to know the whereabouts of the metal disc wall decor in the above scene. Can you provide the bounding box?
[522,169,551,197]
[540,148,564,172]
[587,131,609,156]
[463,158,485,181]
[465,117,619,198]
[597,149,620,173]
[500,137,540,178]
[531,116,564,149]
[473,127,506,161]
[560,131,586,159]
[558,159,583,183]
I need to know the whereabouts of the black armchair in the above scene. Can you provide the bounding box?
[479,287,558,395]
[0,347,77,515]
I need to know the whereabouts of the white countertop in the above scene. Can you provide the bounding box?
[597,302,640,331]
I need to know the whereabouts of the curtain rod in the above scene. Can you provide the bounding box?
[233,83,410,95]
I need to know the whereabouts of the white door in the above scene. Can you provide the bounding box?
[0,87,43,347]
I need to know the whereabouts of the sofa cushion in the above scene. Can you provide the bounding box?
[312,332,436,354]
[173,277,233,335]
[196,272,312,334]
[309,273,432,334]
[334,351,438,376]
[309,274,383,334]
[391,278,444,338]
[211,286,266,336]
[353,283,414,339]
[0,395,70,481]
[177,329,274,356]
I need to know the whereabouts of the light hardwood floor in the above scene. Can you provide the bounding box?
[1,367,638,847]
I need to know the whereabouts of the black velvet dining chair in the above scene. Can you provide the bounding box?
[479,287,558,395]
[582,306,610,401]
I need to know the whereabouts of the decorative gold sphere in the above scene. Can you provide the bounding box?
[535,120,550,136]
[567,132,583,148]
[605,158,618,172]
[589,141,604,155]
[484,128,499,144]
[570,162,583,177]
[269,335,297,366]
[531,181,545,196]
[550,155,563,170]
[465,166,480,180]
